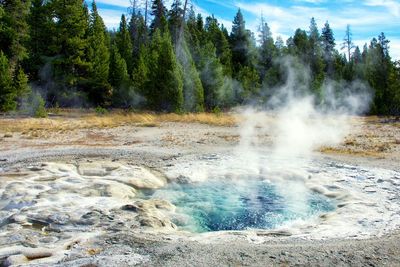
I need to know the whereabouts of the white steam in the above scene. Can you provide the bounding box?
[228,57,373,216]
[236,57,372,160]
[165,57,374,232]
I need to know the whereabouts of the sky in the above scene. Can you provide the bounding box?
[91,0,400,60]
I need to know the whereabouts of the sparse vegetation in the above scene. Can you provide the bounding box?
[34,96,47,118]
[1,112,398,161]
[95,106,108,115]
[0,111,237,133]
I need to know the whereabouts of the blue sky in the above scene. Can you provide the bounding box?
[91,0,400,59]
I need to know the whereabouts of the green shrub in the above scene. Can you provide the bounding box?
[21,91,47,118]
[212,107,222,116]
[34,96,47,118]
[95,106,108,115]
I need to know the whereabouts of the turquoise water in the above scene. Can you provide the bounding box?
[143,177,335,233]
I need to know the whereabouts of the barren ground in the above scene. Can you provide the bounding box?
[0,112,399,266]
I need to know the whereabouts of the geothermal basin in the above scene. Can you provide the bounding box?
[1,151,400,266]
[142,174,335,233]
[0,115,400,266]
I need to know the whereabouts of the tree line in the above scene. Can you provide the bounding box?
[0,0,399,115]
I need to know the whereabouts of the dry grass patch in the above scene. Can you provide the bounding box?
[0,112,237,134]
[154,113,237,126]
[319,146,385,158]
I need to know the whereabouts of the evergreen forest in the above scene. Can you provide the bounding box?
[0,0,399,115]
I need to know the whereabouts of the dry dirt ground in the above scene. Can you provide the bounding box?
[0,113,399,266]
[0,113,399,161]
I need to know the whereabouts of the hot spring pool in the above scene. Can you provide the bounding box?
[1,156,399,243]
[142,177,336,233]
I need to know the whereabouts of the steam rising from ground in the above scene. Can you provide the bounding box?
[156,69,391,236]
[236,57,372,160]
[220,58,373,219]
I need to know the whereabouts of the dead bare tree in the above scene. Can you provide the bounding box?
[342,24,355,62]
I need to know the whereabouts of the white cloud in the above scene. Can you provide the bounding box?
[294,0,326,3]
[390,39,400,60]
[95,0,130,8]
[233,1,399,59]
[364,0,400,17]
[98,9,125,29]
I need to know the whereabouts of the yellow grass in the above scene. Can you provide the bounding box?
[0,111,237,133]
[319,146,386,158]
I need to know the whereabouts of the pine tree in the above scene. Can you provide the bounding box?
[166,1,204,112]
[229,10,259,98]
[185,8,203,64]
[0,51,15,111]
[27,0,54,80]
[168,0,183,45]
[353,46,362,64]
[321,21,336,78]
[366,37,389,114]
[0,5,4,33]
[308,18,325,97]
[263,63,283,91]
[51,0,90,103]
[116,15,134,76]
[109,43,129,90]
[132,45,149,96]
[351,46,365,80]
[13,67,31,101]
[387,61,400,116]
[308,18,322,60]
[196,13,204,33]
[129,10,147,61]
[109,43,132,108]
[378,32,390,59]
[178,40,204,112]
[146,29,183,112]
[237,65,260,102]
[150,0,167,33]
[205,16,232,75]
[0,0,32,111]
[230,9,251,73]
[366,34,394,115]
[87,1,111,105]
[321,21,335,56]
[362,43,368,62]
[258,16,276,79]
[292,29,309,59]
[198,42,225,110]
[0,0,30,69]
[308,18,319,44]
